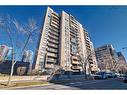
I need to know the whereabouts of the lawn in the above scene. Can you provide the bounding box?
[0,81,48,89]
[14,81,48,87]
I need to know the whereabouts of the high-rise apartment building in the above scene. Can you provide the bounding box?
[89,42,98,73]
[22,50,33,74]
[0,45,9,62]
[60,11,88,73]
[95,44,118,71]
[22,50,33,63]
[34,7,60,72]
[34,7,98,74]
[117,52,126,64]
[6,47,12,60]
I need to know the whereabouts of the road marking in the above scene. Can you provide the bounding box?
[68,80,108,86]
[69,82,81,84]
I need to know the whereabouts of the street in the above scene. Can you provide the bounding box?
[13,78,127,90]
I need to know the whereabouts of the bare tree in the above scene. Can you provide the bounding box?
[0,15,40,86]
[115,63,127,74]
[77,51,94,79]
[47,59,64,81]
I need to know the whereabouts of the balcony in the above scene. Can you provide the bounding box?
[47,57,57,63]
[70,32,76,37]
[72,60,79,65]
[50,21,59,29]
[45,64,54,69]
[70,24,78,30]
[48,38,58,44]
[50,27,59,33]
[47,43,58,48]
[71,38,77,43]
[47,52,57,58]
[70,34,76,38]
[47,48,58,53]
[86,45,91,48]
[49,30,59,37]
[48,34,58,40]
[51,20,60,26]
[70,31,77,35]
[88,59,93,63]
[52,13,59,19]
[71,66,80,70]
[72,56,78,60]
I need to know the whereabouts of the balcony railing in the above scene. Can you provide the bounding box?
[48,34,58,40]
[48,38,59,44]
[47,43,58,48]
[49,30,59,37]
[47,57,57,63]
[72,61,79,65]
[71,66,80,70]
[47,48,58,53]
[47,52,57,58]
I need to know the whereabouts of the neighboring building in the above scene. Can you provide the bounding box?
[0,60,30,75]
[22,50,33,74]
[95,44,118,71]
[22,50,33,63]
[34,7,97,74]
[6,47,12,60]
[89,42,98,73]
[0,45,9,63]
[117,52,126,64]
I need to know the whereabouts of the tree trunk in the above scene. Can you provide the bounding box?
[7,48,15,87]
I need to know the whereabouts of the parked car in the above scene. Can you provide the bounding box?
[94,71,108,80]
[123,74,127,83]
[115,73,120,77]
[106,72,117,78]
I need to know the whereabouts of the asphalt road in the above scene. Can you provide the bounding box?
[13,78,127,90]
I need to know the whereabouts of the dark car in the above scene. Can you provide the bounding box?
[123,75,127,83]
[106,72,117,78]
[93,71,108,80]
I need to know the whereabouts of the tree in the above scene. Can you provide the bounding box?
[0,14,41,86]
[77,51,94,79]
[47,62,64,81]
[116,63,127,74]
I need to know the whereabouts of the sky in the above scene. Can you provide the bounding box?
[0,6,127,61]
